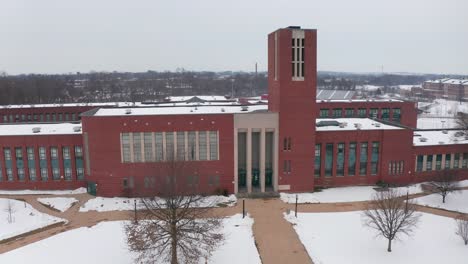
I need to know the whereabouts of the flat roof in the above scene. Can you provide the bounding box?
[316,118,403,131]
[0,123,82,136]
[413,130,468,146]
[93,105,268,117]
[316,99,403,103]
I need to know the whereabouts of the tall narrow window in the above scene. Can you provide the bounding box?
[63,147,71,181]
[187,131,196,161]
[371,142,379,175]
[122,133,131,163]
[337,143,345,176]
[209,131,218,160]
[358,108,367,117]
[426,155,433,171]
[325,143,333,177]
[435,154,442,170]
[314,144,321,177]
[144,133,154,162]
[345,108,354,118]
[333,108,342,118]
[381,108,390,121]
[291,36,304,79]
[155,132,163,161]
[165,132,175,160]
[444,154,451,169]
[348,143,356,176]
[392,108,401,123]
[176,132,185,160]
[75,146,84,180]
[360,142,368,175]
[133,133,142,162]
[50,147,59,180]
[320,109,329,118]
[39,147,47,181]
[369,108,378,119]
[416,155,423,172]
[198,131,207,160]
[463,153,468,168]
[454,153,460,169]
[15,147,24,181]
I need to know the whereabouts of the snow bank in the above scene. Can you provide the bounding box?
[280,184,422,204]
[414,190,468,214]
[0,198,66,241]
[0,214,260,264]
[0,187,86,195]
[37,197,78,212]
[285,211,468,264]
[79,195,237,212]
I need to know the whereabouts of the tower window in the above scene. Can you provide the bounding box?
[291,36,305,80]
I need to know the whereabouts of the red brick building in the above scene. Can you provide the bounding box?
[0,26,467,196]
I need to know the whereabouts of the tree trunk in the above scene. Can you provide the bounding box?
[171,223,178,264]
[442,195,446,204]
[387,239,392,252]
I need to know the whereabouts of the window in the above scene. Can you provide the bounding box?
[52,167,60,180]
[29,168,36,181]
[38,147,46,160]
[166,132,175,160]
[325,143,333,177]
[348,143,357,176]
[41,168,48,181]
[435,154,442,170]
[454,153,460,169]
[198,131,207,160]
[133,133,142,162]
[63,147,70,159]
[314,144,321,177]
[319,109,329,118]
[18,168,25,181]
[122,133,131,162]
[381,108,390,121]
[333,108,342,118]
[76,168,84,180]
[371,142,379,175]
[144,176,156,189]
[155,132,163,161]
[416,155,423,172]
[445,154,451,169]
[51,147,58,159]
[144,133,154,162]
[292,36,304,79]
[463,153,468,168]
[345,108,354,117]
[426,155,433,171]
[15,147,23,159]
[208,175,220,187]
[283,160,291,174]
[358,108,367,117]
[392,108,401,122]
[187,175,199,188]
[360,142,368,175]
[369,108,378,119]
[283,137,292,151]
[176,132,185,160]
[6,168,13,181]
[65,113,69,121]
[399,161,404,174]
[75,146,83,157]
[27,147,34,160]
[187,131,196,160]
[4,148,11,160]
[337,143,345,176]
[209,131,218,160]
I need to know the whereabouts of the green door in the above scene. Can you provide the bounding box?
[87,182,97,196]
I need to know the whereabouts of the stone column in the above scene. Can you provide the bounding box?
[260,128,266,192]
[234,129,238,194]
[247,128,252,193]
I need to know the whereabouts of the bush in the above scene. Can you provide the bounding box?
[214,188,229,197]
[376,180,389,188]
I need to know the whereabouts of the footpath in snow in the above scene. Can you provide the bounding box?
[285,211,468,264]
[79,195,237,212]
[0,187,86,195]
[0,214,261,264]
[415,190,468,214]
[280,184,423,204]
[0,198,66,241]
[37,197,78,212]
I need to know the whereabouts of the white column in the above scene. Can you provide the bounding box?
[273,129,279,192]
[260,128,266,192]
[234,129,238,194]
[247,128,252,193]
[422,155,427,172]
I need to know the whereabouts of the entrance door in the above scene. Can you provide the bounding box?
[87,182,97,196]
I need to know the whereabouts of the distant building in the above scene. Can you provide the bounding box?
[422,78,468,101]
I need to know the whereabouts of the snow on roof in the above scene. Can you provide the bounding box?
[164,95,230,102]
[0,102,144,109]
[0,123,82,136]
[316,98,403,103]
[93,105,268,117]
[316,90,355,100]
[316,118,402,131]
[413,130,468,146]
[425,78,468,85]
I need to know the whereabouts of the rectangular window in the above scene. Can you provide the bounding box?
[27,147,34,160]
[358,108,367,117]
[371,142,379,175]
[369,108,378,119]
[144,132,154,162]
[64,167,72,180]
[337,143,345,176]
[319,109,329,118]
[166,132,175,160]
[208,175,220,187]
[198,131,207,161]
[444,154,451,169]
[187,131,196,161]
[392,108,401,122]
[41,168,48,181]
[6,168,13,181]
[29,168,36,181]
[348,142,357,176]
[416,155,423,172]
[435,154,442,170]
[155,132,163,161]
[176,132,185,160]
[399,161,404,174]
[333,108,342,118]
[381,108,390,120]
[360,142,368,175]
[314,144,321,177]
[283,160,291,174]
[325,143,333,177]
[454,153,460,169]
[51,147,58,159]
[133,133,142,162]
[52,167,60,180]
[426,155,433,171]
[75,146,83,157]
[15,147,22,159]
[18,168,25,181]
[209,131,218,160]
[463,153,468,168]
[76,168,84,180]
[345,108,354,117]
[63,147,70,159]
[122,133,131,162]
[4,148,11,160]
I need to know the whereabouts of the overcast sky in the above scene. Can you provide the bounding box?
[1,0,467,75]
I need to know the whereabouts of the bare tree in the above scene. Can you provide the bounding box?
[428,170,460,203]
[455,215,468,245]
[456,112,468,136]
[362,189,421,252]
[4,200,16,224]
[124,158,224,264]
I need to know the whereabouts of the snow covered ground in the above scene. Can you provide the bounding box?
[0,198,66,241]
[285,211,468,264]
[80,195,237,212]
[280,184,422,204]
[419,99,467,117]
[0,187,86,195]
[0,214,261,264]
[417,117,458,129]
[37,197,78,212]
[414,190,468,214]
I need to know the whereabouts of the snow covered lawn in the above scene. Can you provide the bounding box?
[0,198,66,241]
[80,195,237,212]
[0,187,86,195]
[37,197,78,212]
[414,190,468,214]
[0,214,261,264]
[285,211,468,264]
[280,184,422,204]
